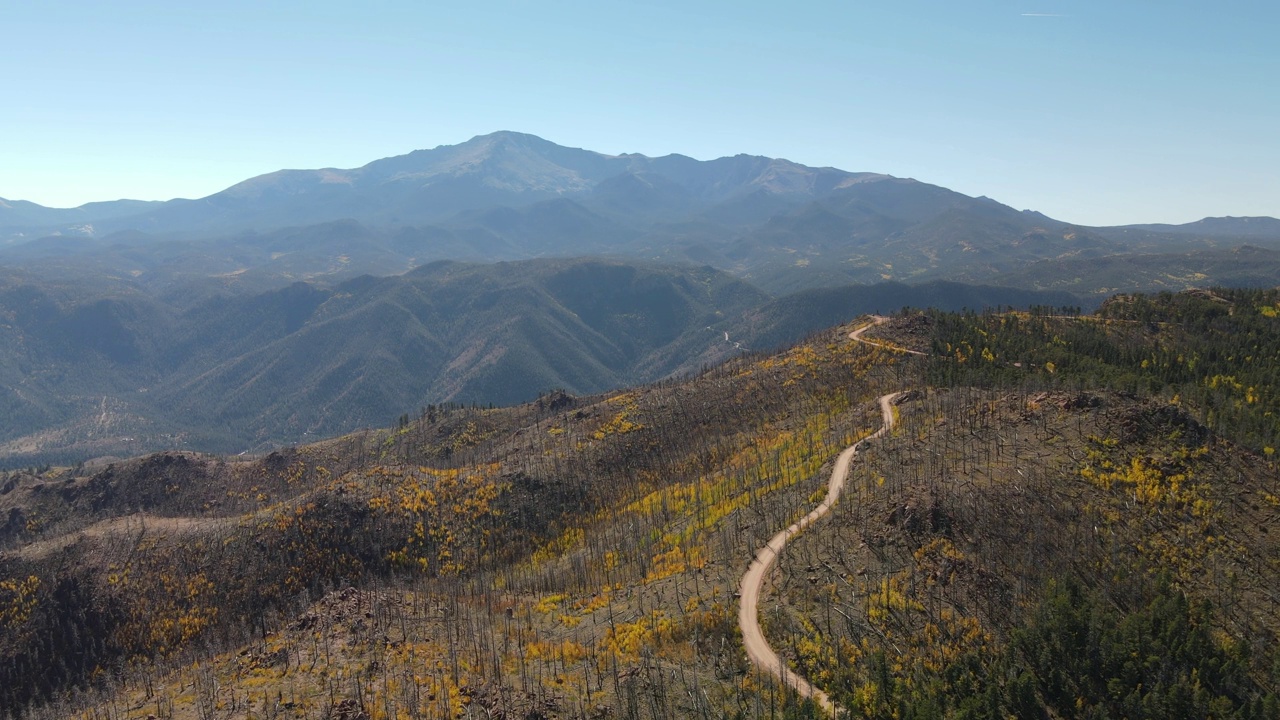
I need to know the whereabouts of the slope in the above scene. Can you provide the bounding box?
[1,291,1277,719]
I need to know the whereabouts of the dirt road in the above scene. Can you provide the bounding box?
[737,390,902,715]
[8,513,227,561]
[849,315,927,355]
[737,317,918,715]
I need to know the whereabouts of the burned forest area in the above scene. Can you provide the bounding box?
[2,290,1280,720]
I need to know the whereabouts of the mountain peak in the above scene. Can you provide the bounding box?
[1204,215,1274,220]
[454,131,555,157]
[1125,215,1280,238]
[466,130,552,146]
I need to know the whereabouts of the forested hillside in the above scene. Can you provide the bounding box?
[1,289,1277,719]
[0,259,1082,468]
[925,287,1280,452]
[0,258,767,464]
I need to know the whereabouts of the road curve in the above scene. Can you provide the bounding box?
[849,315,927,355]
[737,317,919,715]
[737,390,903,716]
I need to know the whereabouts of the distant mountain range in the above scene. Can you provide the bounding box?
[1121,216,1280,238]
[3,131,1276,295]
[5,131,1274,292]
[1,131,877,237]
[1,131,1278,464]
[0,198,162,240]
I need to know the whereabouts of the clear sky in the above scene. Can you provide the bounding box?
[3,1,1277,225]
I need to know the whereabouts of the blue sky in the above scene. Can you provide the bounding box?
[3,1,1277,225]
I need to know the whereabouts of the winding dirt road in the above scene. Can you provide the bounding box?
[849,315,927,355]
[737,317,920,715]
[9,513,227,561]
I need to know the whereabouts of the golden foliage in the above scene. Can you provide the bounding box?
[0,575,40,629]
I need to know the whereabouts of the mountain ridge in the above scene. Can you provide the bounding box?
[32,131,882,238]
[3,131,1274,238]
[4,133,1276,299]
[1120,215,1280,238]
